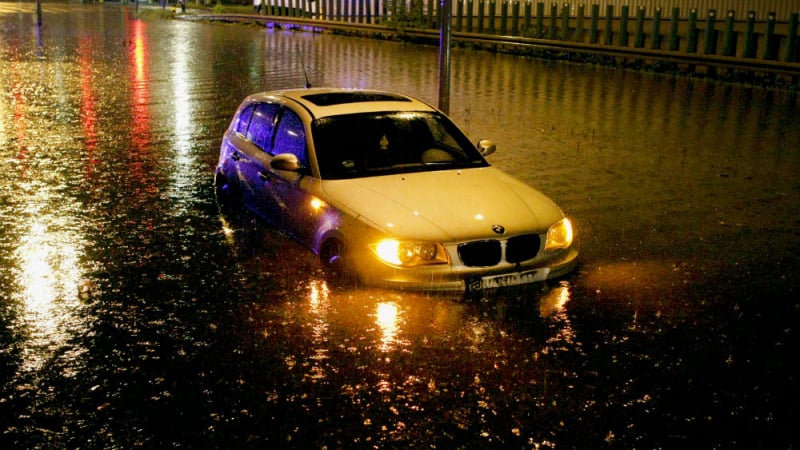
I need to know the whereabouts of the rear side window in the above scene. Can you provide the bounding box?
[234,105,254,134]
[273,109,307,166]
[245,102,280,151]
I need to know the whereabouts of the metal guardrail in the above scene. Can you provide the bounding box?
[181,12,800,81]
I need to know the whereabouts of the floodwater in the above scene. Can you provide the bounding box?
[1,3,798,448]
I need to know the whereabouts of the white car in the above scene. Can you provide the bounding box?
[214,88,578,293]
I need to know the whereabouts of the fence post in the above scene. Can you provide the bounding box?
[489,0,497,34]
[722,10,735,56]
[704,9,717,55]
[535,2,544,38]
[651,6,661,49]
[743,11,756,58]
[467,0,474,32]
[589,4,599,44]
[456,0,463,31]
[764,12,777,60]
[619,5,629,46]
[478,0,485,33]
[787,12,799,62]
[668,6,679,50]
[560,3,569,40]
[500,0,508,35]
[512,1,520,36]
[548,2,557,40]
[604,4,613,46]
[576,4,585,42]
[524,1,532,36]
[687,8,698,53]
[634,5,645,48]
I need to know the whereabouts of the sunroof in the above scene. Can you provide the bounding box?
[302,92,411,107]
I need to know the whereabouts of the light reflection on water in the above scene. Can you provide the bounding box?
[167,22,197,209]
[375,301,403,352]
[2,27,93,373]
[306,280,331,381]
[13,193,87,373]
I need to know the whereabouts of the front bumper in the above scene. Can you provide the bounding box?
[354,246,579,293]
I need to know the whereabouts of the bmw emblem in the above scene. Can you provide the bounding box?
[491,224,505,235]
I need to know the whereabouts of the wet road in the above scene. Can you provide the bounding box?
[1,3,798,448]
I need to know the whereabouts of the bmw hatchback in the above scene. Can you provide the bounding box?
[214,88,578,293]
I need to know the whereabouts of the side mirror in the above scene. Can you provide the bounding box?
[270,153,302,172]
[477,139,496,157]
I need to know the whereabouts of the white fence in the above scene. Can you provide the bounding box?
[564,1,800,20]
[353,0,800,22]
[296,0,800,24]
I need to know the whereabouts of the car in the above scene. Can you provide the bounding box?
[214,88,578,293]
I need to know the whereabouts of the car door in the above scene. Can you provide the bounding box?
[238,101,281,219]
[265,107,319,247]
[221,103,255,198]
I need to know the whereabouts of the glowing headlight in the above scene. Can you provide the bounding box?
[372,239,448,267]
[545,217,574,251]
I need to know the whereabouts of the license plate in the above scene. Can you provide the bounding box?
[468,268,550,292]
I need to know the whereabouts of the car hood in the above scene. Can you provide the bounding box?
[320,167,564,242]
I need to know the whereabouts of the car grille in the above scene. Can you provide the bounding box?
[457,234,541,267]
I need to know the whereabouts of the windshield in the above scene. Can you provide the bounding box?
[312,111,489,179]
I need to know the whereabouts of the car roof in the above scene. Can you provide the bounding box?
[247,88,438,119]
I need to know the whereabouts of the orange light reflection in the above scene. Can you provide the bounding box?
[539,281,572,318]
[375,301,408,352]
[540,281,577,346]
[306,280,331,382]
[79,37,99,180]
[128,18,151,153]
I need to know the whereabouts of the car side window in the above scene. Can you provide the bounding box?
[246,102,280,152]
[234,105,255,135]
[273,109,307,167]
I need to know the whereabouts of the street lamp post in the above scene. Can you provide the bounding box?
[438,0,452,114]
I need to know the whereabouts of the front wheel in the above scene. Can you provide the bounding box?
[320,239,358,286]
[320,239,345,271]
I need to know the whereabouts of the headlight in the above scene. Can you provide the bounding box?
[545,217,574,251]
[371,239,448,267]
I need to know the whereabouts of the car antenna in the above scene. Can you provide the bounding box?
[298,46,312,88]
